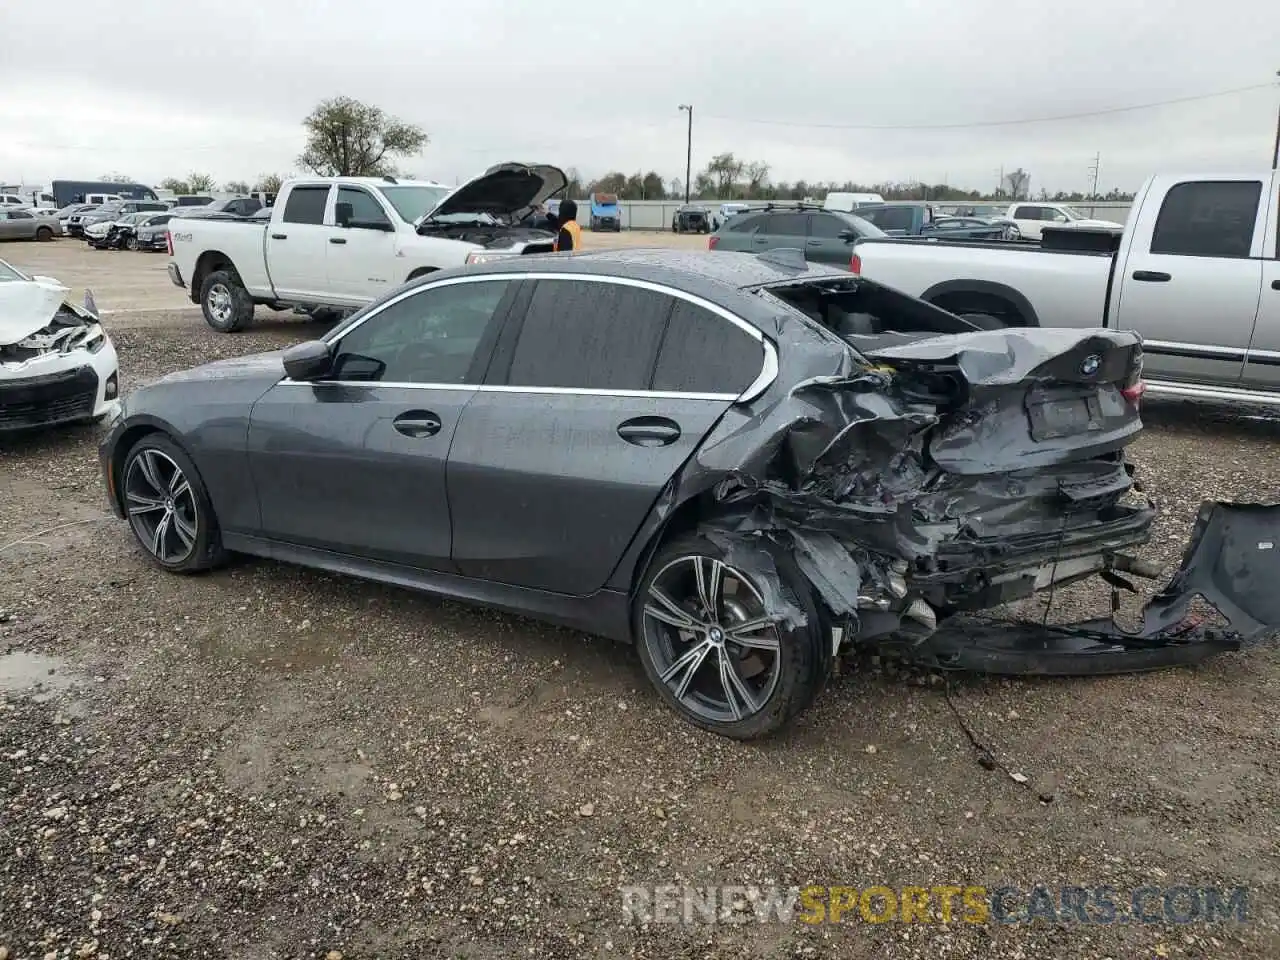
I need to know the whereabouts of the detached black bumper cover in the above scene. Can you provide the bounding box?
[922,501,1280,675]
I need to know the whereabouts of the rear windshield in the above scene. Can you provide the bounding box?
[761,276,978,342]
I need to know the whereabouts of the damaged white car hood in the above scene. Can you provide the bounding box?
[0,277,74,345]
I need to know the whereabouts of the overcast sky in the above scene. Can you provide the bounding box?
[3,0,1277,195]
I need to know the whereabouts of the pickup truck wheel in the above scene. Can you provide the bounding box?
[200,269,253,333]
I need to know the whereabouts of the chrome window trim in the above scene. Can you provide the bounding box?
[1142,339,1247,358]
[321,270,779,403]
[275,379,737,401]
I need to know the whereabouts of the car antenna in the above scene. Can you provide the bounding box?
[755,248,808,271]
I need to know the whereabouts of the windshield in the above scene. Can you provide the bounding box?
[378,185,450,223]
[0,258,30,282]
[844,214,887,237]
[1062,206,1090,220]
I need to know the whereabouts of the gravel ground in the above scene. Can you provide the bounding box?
[2,241,1279,959]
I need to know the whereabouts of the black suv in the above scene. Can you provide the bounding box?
[708,203,885,269]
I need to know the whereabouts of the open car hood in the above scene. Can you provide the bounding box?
[0,278,74,345]
[423,162,567,223]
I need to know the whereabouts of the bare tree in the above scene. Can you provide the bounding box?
[1004,168,1030,201]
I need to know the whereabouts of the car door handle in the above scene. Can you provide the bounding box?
[271,233,287,240]
[329,237,347,245]
[1132,270,1171,282]
[805,238,822,246]
[617,416,681,447]
[1272,279,1280,291]
[751,236,769,243]
[392,411,442,438]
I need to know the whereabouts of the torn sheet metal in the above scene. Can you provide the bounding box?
[912,501,1280,675]
[700,525,809,631]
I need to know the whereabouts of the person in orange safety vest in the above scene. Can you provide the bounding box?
[552,198,582,252]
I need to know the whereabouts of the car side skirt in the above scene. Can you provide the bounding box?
[221,533,634,642]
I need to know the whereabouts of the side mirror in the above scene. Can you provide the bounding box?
[838,228,857,241]
[282,339,333,381]
[334,201,353,228]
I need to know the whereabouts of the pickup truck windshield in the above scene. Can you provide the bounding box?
[377,185,450,223]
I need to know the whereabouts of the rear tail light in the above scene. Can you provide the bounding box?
[849,252,862,274]
[708,235,718,250]
[1121,380,1146,406]
[165,230,173,256]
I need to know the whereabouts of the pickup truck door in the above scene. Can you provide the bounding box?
[264,184,334,301]
[327,185,398,303]
[1111,177,1267,388]
[1241,173,1280,391]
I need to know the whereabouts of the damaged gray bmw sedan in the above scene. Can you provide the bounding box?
[99,248,1280,739]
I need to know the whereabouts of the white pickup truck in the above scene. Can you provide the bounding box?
[167,163,565,331]
[853,172,1280,406]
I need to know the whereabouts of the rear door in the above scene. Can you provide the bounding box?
[1112,178,1266,387]
[265,184,334,300]
[1241,172,1280,390]
[246,275,519,570]
[447,276,768,595]
[750,212,809,255]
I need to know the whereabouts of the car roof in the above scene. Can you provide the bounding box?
[419,248,846,331]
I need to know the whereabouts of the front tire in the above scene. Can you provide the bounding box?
[199,268,254,332]
[125,236,139,251]
[121,433,227,573]
[36,226,53,242]
[633,533,826,740]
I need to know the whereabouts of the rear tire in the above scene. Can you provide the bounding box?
[633,532,826,740]
[36,226,53,242]
[199,269,254,332]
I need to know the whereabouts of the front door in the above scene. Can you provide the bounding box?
[328,186,398,303]
[1242,174,1280,390]
[265,183,334,301]
[447,276,768,596]
[1112,179,1266,387]
[245,276,519,570]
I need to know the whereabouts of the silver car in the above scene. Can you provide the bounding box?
[0,208,62,241]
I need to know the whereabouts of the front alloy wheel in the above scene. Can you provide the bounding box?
[124,448,199,565]
[636,535,826,739]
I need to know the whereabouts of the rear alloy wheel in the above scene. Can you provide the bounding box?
[199,268,254,332]
[122,435,226,572]
[635,535,825,739]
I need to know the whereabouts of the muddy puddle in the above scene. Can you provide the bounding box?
[0,650,81,700]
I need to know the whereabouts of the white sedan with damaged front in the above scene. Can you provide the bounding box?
[0,259,120,432]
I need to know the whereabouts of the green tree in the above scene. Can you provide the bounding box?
[187,172,216,192]
[640,171,666,200]
[255,173,286,194]
[298,96,427,177]
[224,180,251,194]
[159,177,190,194]
[743,161,770,199]
[587,172,629,197]
[703,153,744,199]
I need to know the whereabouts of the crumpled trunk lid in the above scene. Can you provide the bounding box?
[861,327,1145,475]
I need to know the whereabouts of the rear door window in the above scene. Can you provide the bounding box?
[764,212,808,236]
[652,301,762,394]
[503,280,673,390]
[282,185,331,225]
[1149,180,1262,258]
[726,213,762,233]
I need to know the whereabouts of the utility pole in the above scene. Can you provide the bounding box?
[678,104,693,203]
[1088,152,1101,200]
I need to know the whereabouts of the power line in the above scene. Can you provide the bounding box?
[698,81,1276,132]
